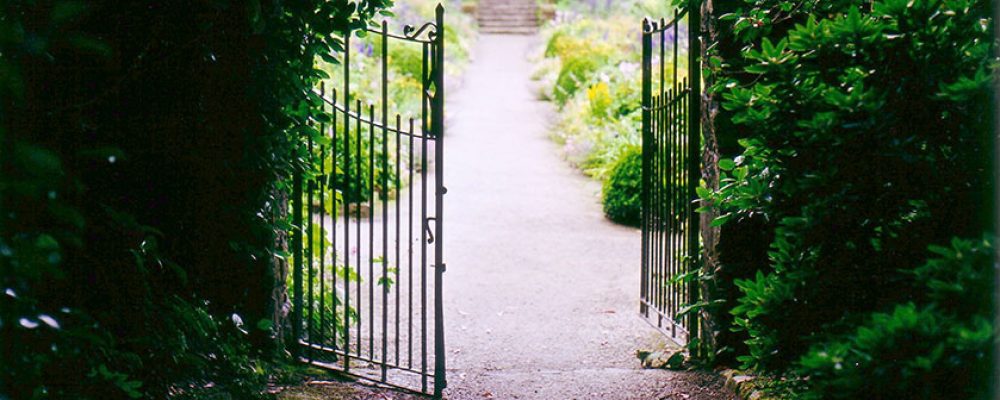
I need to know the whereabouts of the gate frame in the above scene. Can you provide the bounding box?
[289,5,447,397]
[639,0,702,352]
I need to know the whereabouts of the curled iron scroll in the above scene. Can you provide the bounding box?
[642,18,657,34]
[403,22,439,41]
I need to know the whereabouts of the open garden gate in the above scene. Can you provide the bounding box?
[289,6,447,397]
[639,1,701,347]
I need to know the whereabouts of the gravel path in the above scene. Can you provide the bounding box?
[438,34,733,400]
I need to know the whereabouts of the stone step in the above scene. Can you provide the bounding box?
[478,13,537,19]
[477,0,539,34]
[479,20,538,28]
[478,16,537,23]
[478,3,537,9]
[479,24,538,32]
[478,6,537,12]
[478,0,536,5]
[479,27,538,35]
[478,8,536,14]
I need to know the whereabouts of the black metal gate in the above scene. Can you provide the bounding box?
[640,2,701,347]
[289,6,446,397]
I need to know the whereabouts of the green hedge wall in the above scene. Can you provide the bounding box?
[0,1,390,398]
[703,0,996,397]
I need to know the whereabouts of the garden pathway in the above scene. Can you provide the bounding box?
[440,34,732,400]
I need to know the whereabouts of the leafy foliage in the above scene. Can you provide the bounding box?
[535,3,684,227]
[1,0,393,397]
[699,0,996,396]
[313,0,476,204]
[796,237,994,400]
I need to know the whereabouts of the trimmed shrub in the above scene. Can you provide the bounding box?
[603,146,643,226]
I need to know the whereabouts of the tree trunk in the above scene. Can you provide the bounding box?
[698,0,721,361]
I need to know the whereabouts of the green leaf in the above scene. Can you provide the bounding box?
[256,319,273,331]
[710,213,733,227]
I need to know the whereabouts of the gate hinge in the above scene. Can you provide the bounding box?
[436,263,447,272]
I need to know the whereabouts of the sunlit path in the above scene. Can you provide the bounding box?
[441,34,731,400]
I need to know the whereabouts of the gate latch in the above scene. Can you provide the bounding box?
[425,217,437,244]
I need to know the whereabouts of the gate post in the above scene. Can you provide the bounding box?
[640,18,652,318]
[433,4,448,398]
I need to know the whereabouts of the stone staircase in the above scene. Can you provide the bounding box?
[476,0,538,35]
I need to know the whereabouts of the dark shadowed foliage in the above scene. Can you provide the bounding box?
[699,0,996,397]
[0,0,390,398]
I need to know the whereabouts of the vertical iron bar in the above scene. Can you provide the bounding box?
[653,89,660,322]
[292,135,304,357]
[331,88,339,352]
[381,19,390,381]
[408,117,415,369]
[308,109,315,361]
[661,17,670,329]
[664,88,671,324]
[658,89,664,324]
[433,5,447,396]
[342,30,352,372]
[369,104,376,361]
[677,78,694,334]
[640,19,652,317]
[660,90,666,323]
[673,9,679,85]
[672,82,680,326]
[420,38,430,395]
[659,24,665,100]
[395,114,403,366]
[356,98,363,357]
[652,90,659,323]
[674,13,684,337]
[652,92,659,325]
[319,81,327,352]
[660,44,668,325]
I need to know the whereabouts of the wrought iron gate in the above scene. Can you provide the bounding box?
[639,2,701,347]
[289,6,446,397]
